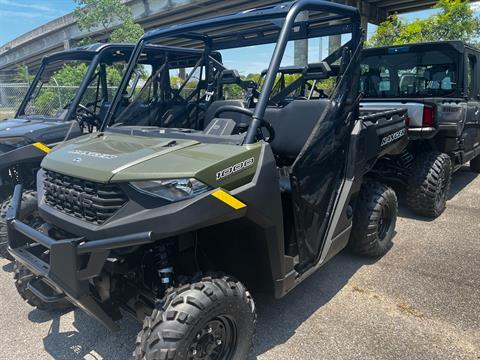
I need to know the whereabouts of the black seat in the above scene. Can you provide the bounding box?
[203,100,251,129]
[160,104,188,128]
[121,102,165,126]
[264,99,331,162]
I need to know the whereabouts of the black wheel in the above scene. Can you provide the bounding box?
[406,152,452,218]
[349,182,398,257]
[0,190,40,261]
[13,261,73,311]
[470,154,480,173]
[134,274,256,360]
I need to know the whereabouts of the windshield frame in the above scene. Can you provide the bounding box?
[16,51,99,121]
[16,45,138,122]
[108,45,220,128]
[102,0,362,144]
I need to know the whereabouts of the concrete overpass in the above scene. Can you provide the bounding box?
[0,0,475,74]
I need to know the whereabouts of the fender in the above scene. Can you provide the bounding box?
[0,142,52,171]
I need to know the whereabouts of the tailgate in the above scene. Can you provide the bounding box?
[359,108,408,160]
[360,101,425,127]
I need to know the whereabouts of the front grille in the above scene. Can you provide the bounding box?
[43,170,127,224]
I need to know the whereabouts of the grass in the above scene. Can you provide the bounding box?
[0,109,16,120]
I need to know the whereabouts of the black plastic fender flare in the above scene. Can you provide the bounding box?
[0,142,52,172]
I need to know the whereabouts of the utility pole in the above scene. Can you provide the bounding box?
[294,11,309,66]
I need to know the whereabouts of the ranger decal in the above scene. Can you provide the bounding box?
[216,157,255,181]
[68,150,118,160]
[380,128,406,147]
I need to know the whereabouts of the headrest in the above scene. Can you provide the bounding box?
[219,69,241,85]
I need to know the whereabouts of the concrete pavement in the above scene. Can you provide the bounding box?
[0,167,479,359]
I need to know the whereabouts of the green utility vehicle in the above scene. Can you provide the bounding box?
[361,42,480,217]
[7,1,408,358]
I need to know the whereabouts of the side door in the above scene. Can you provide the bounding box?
[290,50,360,271]
[463,51,480,152]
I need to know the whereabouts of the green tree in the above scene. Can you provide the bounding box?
[14,64,35,83]
[368,0,480,47]
[34,63,89,114]
[74,0,144,44]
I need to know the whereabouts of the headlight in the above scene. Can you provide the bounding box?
[0,137,30,152]
[130,178,210,202]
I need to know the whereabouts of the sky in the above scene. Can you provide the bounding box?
[0,0,76,45]
[2,0,480,46]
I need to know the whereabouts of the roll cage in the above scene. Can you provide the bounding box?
[258,61,340,103]
[103,0,363,144]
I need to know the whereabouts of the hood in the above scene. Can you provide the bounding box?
[0,118,80,144]
[41,132,262,188]
[0,118,56,137]
[42,132,198,183]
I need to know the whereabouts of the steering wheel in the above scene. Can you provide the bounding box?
[214,105,275,143]
[76,104,101,131]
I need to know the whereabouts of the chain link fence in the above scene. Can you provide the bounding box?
[0,83,28,119]
[0,83,118,120]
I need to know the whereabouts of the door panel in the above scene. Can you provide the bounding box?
[290,69,360,270]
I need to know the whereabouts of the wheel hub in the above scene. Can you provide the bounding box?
[378,204,393,241]
[189,317,236,360]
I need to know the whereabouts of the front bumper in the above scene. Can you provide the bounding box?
[7,185,154,331]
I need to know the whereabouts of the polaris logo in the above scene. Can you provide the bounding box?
[68,150,118,160]
[380,129,406,147]
[216,157,255,181]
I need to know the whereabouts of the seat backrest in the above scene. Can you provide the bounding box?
[264,99,331,162]
[203,100,250,129]
[160,104,188,128]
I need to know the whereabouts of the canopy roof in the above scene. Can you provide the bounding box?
[142,0,360,50]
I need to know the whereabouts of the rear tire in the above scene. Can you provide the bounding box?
[349,182,397,257]
[14,261,73,311]
[0,190,39,261]
[134,274,256,360]
[406,152,452,218]
[470,154,480,173]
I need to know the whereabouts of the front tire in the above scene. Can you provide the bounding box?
[349,182,398,257]
[406,152,452,218]
[134,274,256,360]
[14,261,73,311]
[0,190,39,260]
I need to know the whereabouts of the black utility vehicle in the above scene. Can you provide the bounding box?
[361,41,480,217]
[8,1,408,358]
[0,43,135,258]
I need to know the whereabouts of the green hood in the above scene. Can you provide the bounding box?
[42,132,261,188]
